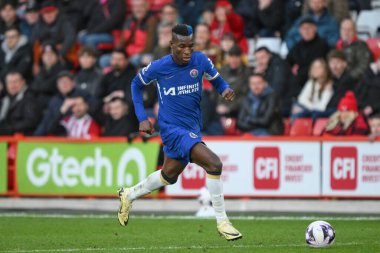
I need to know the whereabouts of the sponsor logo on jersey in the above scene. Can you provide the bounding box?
[330,147,357,190]
[190,69,198,78]
[253,147,280,190]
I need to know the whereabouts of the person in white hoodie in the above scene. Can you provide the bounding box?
[0,25,32,85]
[291,58,334,121]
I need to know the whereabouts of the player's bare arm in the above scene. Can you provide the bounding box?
[222,88,235,101]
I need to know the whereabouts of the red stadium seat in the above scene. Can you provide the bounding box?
[313,118,329,136]
[220,117,242,136]
[289,118,313,136]
[283,118,291,135]
[366,37,380,60]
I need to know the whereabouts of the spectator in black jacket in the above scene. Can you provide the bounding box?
[31,1,75,59]
[30,43,66,107]
[0,71,41,135]
[101,97,139,137]
[34,70,96,136]
[75,46,102,96]
[237,73,284,136]
[0,0,20,40]
[251,0,285,37]
[286,18,330,99]
[326,49,357,112]
[254,46,291,115]
[79,0,126,48]
[0,26,33,84]
[356,56,380,116]
[97,49,137,105]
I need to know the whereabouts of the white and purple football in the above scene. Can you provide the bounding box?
[305,221,335,248]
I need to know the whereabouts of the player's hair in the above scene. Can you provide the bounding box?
[172,24,193,41]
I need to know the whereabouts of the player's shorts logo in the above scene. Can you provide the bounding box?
[189,132,198,138]
[190,69,198,78]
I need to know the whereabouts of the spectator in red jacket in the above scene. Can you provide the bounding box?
[324,91,369,136]
[210,0,247,54]
[47,95,101,139]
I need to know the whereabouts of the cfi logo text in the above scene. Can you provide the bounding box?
[190,69,198,78]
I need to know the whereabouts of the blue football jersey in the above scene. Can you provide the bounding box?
[136,51,228,133]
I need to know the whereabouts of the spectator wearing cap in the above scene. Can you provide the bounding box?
[30,43,66,107]
[254,46,291,114]
[30,0,75,60]
[336,18,372,81]
[324,91,369,136]
[210,0,248,54]
[286,17,330,101]
[0,0,20,40]
[0,26,33,84]
[237,73,284,136]
[34,70,96,136]
[20,4,39,39]
[47,94,101,139]
[79,0,126,49]
[356,55,380,117]
[0,71,41,135]
[75,46,103,97]
[285,0,339,50]
[217,45,250,118]
[326,49,357,112]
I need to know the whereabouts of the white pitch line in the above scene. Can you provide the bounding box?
[1,213,380,221]
[0,242,371,253]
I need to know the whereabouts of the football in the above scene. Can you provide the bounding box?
[305,220,335,248]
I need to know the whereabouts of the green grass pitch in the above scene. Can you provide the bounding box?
[0,214,379,253]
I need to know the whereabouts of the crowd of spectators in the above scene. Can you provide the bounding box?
[0,0,379,139]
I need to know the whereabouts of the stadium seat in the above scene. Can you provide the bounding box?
[283,118,291,135]
[313,118,329,136]
[356,9,380,39]
[220,117,242,136]
[366,37,380,60]
[289,118,313,136]
[254,37,282,54]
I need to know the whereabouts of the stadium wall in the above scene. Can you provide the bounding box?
[0,136,379,199]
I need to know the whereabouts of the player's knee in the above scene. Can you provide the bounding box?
[206,158,223,175]
[160,170,178,185]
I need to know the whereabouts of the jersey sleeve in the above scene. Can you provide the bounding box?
[137,61,158,85]
[201,53,230,94]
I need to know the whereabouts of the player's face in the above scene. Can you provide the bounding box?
[170,37,194,65]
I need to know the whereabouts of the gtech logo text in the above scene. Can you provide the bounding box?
[330,147,357,190]
[26,147,147,187]
[253,147,280,190]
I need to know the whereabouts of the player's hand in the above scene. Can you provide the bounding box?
[139,119,154,135]
[222,88,235,101]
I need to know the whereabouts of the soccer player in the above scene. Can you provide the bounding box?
[117,24,242,241]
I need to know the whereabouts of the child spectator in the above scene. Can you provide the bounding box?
[324,91,369,136]
[75,46,103,96]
